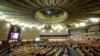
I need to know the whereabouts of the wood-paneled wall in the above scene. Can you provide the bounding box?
[0,21,10,41]
[20,27,40,39]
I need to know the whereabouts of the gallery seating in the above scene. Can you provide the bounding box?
[0,42,100,56]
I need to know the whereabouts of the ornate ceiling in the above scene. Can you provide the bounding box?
[0,0,100,29]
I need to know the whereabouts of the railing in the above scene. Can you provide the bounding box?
[0,46,11,56]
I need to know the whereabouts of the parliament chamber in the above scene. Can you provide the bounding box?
[0,0,100,56]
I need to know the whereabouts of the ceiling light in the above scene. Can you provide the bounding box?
[42,29,45,32]
[24,24,28,28]
[80,23,86,26]
[65,29,68,31]
[50,30,53,33]
[8,19,15,22]
[11,22,16,25]
[58,30,61,32]
[36,24,45,30]
[57,24,64,30]
[0,15,7,20]
[89,18,99,22]
[51,24,65,30]
[58,26,64,30]
[75,23,80,27]
[52,24,58,30]
[12,21,19,25]
[37,26,43,30]
[21,27,25,31]
[41,24,45,28]
[47,10,52,15]
[28,25,34,29]
[6,23,11,27]
[18,23,25,26]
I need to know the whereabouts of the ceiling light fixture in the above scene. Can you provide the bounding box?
[50,30,53,33]
[28,25,34,29]
[89,18,100,22]
[58,24,64,30]
[11,22,16,25]
[13,21,19,25]
[80,23,86,26]
[24,24,28,28]
[22,27,25,31]
[58,30,61,32]
[6,23,11,27]
[51,24,58,30]
[8,19,15,22]
[18,23,25,26]
[0,15,7,20]
[42,29,45,32]
[37,26,43,30]
[75,23,80,27]
[65,29,68,31]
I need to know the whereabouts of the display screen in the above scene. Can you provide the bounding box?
[10,33,19,40]
[8,25,21,40]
